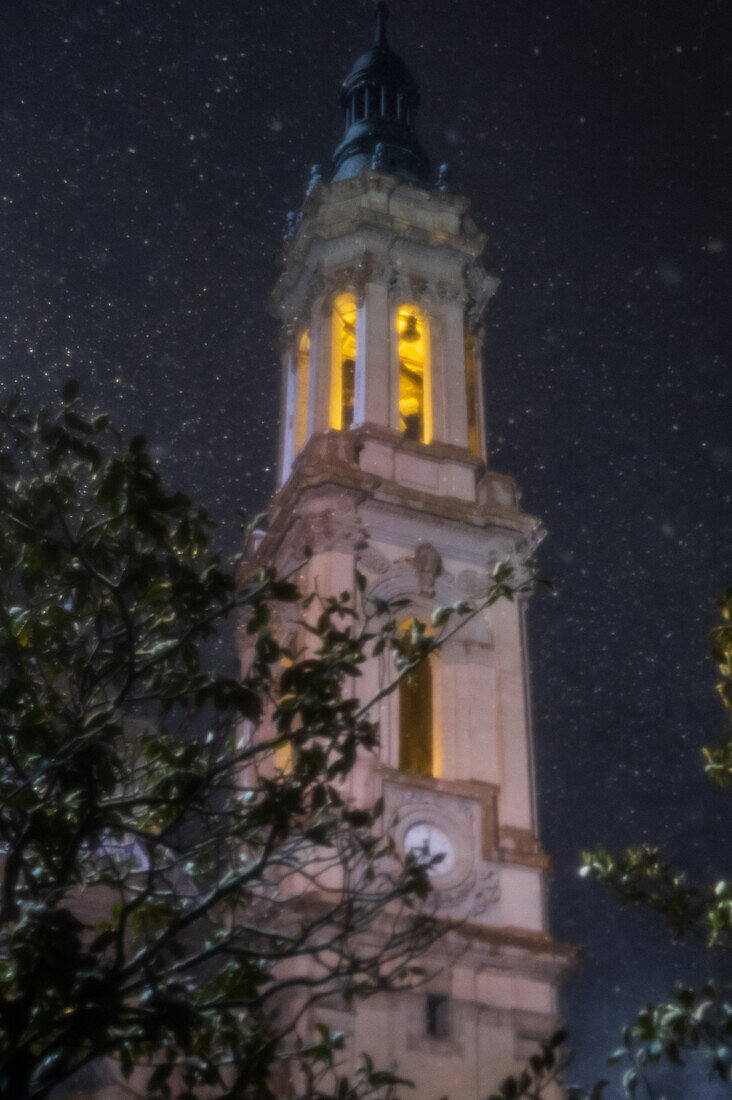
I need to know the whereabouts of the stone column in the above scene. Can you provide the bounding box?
[438,295,470,449]
[493,599,534,832]
[278,344,297,487]
[353,280,390,430]
[388,302,403,433]
[427,302,447,442]
[472,326,489,460]
[306,295,333,437]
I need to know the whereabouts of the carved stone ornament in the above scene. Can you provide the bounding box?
[388,269,410,298]
[357,546,390,576]
[435,279,466,305]
[388,269,433,306]
[410,542,442,597]
[465,263,501,326]
[409,273,429,300]
[362,251,391,285]
[300,260,323,299]
[322,256,387,303]
[290,509,366,561]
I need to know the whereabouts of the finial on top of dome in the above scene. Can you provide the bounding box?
[330,1,430,186]
[374,1,389,46]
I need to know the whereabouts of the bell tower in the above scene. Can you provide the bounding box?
[259,6,572,1096]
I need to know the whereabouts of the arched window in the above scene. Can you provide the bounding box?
[399,654,434,776]
[295,330,310,453]
[331,293,357,431]
[398,306,431,443]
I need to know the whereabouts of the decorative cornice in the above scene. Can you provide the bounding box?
[271,170,492,319]
[247,428,539,575]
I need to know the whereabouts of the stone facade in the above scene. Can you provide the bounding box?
[66,166,570,1100]
[273,169,499,486]
[248,168,572,1099]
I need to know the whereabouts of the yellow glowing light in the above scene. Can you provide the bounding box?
[397,618,440,778]
[464,335,480,456]
[330,293,357,430]
[397,306,431,444]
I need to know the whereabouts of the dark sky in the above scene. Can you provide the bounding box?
[2,0,731,1094]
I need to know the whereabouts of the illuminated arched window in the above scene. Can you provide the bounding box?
[399,655,433,776]
[295,330,310,453]
[331,293,357,430]
[398,306,431,443]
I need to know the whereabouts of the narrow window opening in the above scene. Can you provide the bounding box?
[398,307,430,443]
[341,357,355,429]
[464,335,480,456]
[426,994,450,1039]
[399,654,433,776]
[331,294,357,431]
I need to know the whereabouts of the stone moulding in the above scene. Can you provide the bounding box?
[270,167,498,326]
[246,427,540,573]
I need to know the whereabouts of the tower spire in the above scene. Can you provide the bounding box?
[330,3,429,186]
[374,1,389,46]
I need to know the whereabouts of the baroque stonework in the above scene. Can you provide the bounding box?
[383,779,502,922]
[410,541,442,597]
[356,545,390,576]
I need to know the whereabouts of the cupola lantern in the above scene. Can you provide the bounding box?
[331,2,429,185]
[272,6,503,491]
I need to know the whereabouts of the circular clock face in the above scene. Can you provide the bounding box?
[403,823,456,877]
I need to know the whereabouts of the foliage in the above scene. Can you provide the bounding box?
[490,588,732,1099]
[0,386,527,1100]
[702,589,732,789]
[485,1029,606,1100]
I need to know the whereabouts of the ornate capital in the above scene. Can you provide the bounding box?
[357,545,390,576]
[465,263,500,325]
[361,250,392,286]
[435,279,466,306]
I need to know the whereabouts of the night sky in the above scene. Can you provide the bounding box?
[2,1,731,1094]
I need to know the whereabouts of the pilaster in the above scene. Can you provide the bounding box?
[438,295,470,449]
[307,295,333,437]
[354,280,390,429]
[279,345,297,487]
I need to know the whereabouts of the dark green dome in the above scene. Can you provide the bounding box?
[331,3,429,187]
